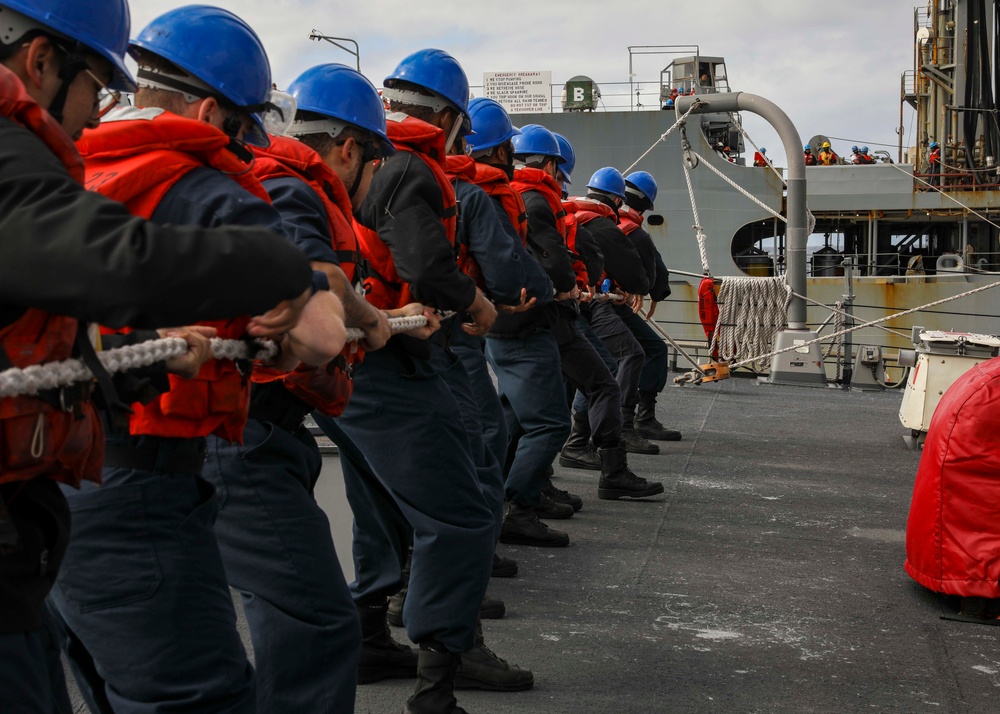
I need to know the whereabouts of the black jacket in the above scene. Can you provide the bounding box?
[629,225,671,301]
[488,189,571,338]
[357,151,477,313]
[0,117,311,330]
[582,194,649,295]
[520,191,576,293]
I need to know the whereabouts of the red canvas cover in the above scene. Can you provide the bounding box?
[905,356,1000,596]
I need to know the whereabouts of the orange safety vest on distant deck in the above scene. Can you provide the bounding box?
[79,108,267,442]
[251,135,362,416]
[0,65,103,486]
[354,113,458,309]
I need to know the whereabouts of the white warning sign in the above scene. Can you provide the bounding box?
[483,71,552,114]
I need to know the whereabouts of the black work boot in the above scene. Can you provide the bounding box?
[499,502,569,547]
[455,621,534,692]
[387,548,413,627]
[621,424,660,455]
[357,599,418,684]
[404,647,468,714]
[559,411,601,470]
[532,492,574,520]
[634,392,682,441]
[542,477,583,512]
[392,588,506,625]
[491,551,518,578]
[597,442,665,500]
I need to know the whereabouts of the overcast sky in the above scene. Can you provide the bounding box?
[129,0,919,167]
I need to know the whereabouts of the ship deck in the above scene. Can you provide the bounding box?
[71,375,1000,713]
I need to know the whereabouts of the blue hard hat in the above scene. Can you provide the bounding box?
[511,124,564,163]
[861,145,869,153]
[624,170,658,207]
[804,144,811,150]
[587,166,626,199]
[130,5,273,146]
[465,97,519,154]
[929,142,939,149]
[384,48,469,115]
[760,147,767,153]
[553,132,575,183]
[851,145,859,152]
[287,63,394,158]
[1,0,135,91]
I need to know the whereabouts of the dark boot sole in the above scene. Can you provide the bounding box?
[491,562,518,578]
[387,609,403,627]
[623,443,660,455]
[499,532,570,547]
[480,601,506,619]
[634,426,682,441]
[558,454,601,470]
[454,674,535,691]
[598,484,665,500]
[358,665,418,684]
[532,507,574,520]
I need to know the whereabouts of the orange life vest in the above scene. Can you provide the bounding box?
[566,197,622,288]
[560,207,591,291]
[0,65,103,487]
[250,135,359,416]
[469,162,528,244]
[511,167,567,238]
[355,113,457,309]
[79,108,267,442]
[617,205,644,236]
[445,154,485,290]
[566,196,618,227]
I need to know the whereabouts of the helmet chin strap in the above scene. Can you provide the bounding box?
[47,45,89,125]
[444,113,464,154]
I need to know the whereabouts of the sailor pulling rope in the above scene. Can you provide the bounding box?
[0,313,446,399]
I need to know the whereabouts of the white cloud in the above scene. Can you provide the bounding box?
[128,0,920,166]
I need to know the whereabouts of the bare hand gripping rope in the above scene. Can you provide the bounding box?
[0,314,442,399]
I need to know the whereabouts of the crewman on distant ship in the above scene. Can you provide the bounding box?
[804,143,817,165]
[753,147,768,167]
[928,141,941,185]
[47,7,346,712]
[818,141,838,165]
[850,145,861,164]
[0,1,316,708]
[858,146,875,165]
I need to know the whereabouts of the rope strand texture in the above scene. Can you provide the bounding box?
[709,276,791,371]
[0,313,441,399]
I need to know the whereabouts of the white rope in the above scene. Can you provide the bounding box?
[681,159,711,275]
[0,313,446,400]
[343,313,442,342]
[728,277,1000,370]
[0,337,279,399]
[622,101,703,175]
[709,276,791,371]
